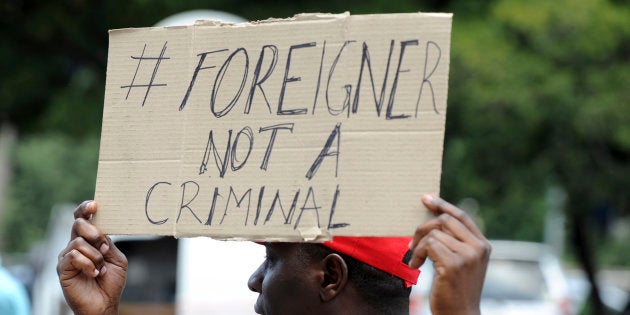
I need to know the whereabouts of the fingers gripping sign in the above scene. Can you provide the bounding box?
[57,201,128,315]
[408,195,491,315]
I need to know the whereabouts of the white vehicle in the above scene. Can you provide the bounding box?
[114,236,264,315]
[411,240,576,315]
[481,240,575,315]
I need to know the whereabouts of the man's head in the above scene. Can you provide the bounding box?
[247,238,419,315]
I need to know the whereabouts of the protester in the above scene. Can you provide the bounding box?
[0,257,31,315]
[57,194,490,314]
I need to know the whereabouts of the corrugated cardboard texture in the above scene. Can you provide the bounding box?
[94,12,452,241]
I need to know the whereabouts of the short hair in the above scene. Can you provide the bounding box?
[298,243,411,314]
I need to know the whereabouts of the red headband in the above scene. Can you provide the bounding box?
[322,236,420,287]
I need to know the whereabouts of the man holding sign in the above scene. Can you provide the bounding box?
[57,12,491,314]
[57,195,490,315]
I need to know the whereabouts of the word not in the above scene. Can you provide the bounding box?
[199,123,341,179]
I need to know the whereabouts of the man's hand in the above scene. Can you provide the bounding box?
[57,201,128,315]
[408,195,491,315]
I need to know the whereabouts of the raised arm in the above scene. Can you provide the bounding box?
[408,195,491,315]
[57,201,128,315]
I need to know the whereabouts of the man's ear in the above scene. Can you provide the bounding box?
[318,253,349,302]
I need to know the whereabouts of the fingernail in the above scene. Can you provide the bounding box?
[422,194,434,203]
[408,240,413,250]
[100,266,107,276]
[100,243,109,254]
[93,269,100,277]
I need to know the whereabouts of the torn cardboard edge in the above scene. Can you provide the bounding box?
[109,12,452,32]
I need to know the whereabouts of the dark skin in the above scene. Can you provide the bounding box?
[57,195,491,315]
[247,243,381,315]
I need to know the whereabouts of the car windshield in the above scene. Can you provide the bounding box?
[481,259,548,301]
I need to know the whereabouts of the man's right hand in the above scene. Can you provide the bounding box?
[57,201,128,315]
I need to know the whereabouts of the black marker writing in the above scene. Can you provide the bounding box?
[231,126,254,172]
[277,42,317,115]
[205,187,221,225]
[120,42,169,107]
[253,186,266,225]
[387,40,418,120]
[244,45,278,114]
[200,124,296,177]
[415,41,442,116]
[259,123,294,171]
[264,188,301,225]
[327,185,349,229]
[211,48,249,118]
[177,39,441,119]
[145,181,350,231]
[312,41,326,115]
[224,187,252,225]
[176,181,202,223]
[199,129,232,177]
[306,123,341,180]
[294,186,321,230]
[145,181,171,225]
[179,49,228,111]
[352,40,395,117]
[326,40,355,117]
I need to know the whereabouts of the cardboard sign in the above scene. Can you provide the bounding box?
[94,12,452,241]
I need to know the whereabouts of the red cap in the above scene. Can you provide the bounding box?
[322,236,420,287]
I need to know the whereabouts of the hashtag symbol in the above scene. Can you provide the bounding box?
[120,42,170,107]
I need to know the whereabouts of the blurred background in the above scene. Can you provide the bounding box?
[0,0,628,314]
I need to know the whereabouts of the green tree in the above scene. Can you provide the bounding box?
[3,135,99,251]
[442,0,629,313]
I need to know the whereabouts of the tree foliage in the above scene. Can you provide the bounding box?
[3,135,99,251]
[443,0,630,244]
